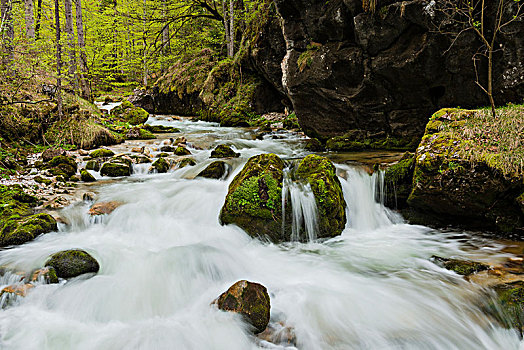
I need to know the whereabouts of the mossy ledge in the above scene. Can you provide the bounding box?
[0,185,57,247]
[385,106,524,235]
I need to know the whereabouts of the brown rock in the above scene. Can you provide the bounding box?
[89,201,123,216]
[214,280,270,334]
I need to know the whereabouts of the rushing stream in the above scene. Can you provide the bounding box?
[0,117,522,349]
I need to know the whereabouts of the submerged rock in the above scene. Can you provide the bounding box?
[150,157,169,173]
[89,201,122,216]
[210,145,240,158]
[214,280,270,334]
[80,169,96,182]
[491,281,524,333]
[198,161,227,179]
[177,158,196,168]
[432,256,490,276]
[220,154,284,241]
[45,249,100,279]
[296,154,346,238]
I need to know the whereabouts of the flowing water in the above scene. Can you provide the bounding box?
[0,117,523,349]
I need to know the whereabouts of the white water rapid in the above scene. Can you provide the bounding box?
[0,118,522,349]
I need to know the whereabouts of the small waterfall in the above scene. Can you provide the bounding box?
[132,163,153,175]
[282,168,319,242]
[338,165,403,231]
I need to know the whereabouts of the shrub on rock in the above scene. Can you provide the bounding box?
[45,249,100,279]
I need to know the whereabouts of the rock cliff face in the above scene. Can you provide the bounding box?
[262,0,524,143]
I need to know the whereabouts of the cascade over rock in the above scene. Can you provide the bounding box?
[220,153,346,241]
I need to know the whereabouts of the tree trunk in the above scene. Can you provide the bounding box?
[75,0,90,99]
[55,0,63,119]
[64,0,77,88]
[161,0,170,55]
[487,48,496,118]
[142,0,148,86]
[24,0,35,39]
[229,0,234,57]
[1,0,14,66]
[222,1,231,57]
[35,0,42,39]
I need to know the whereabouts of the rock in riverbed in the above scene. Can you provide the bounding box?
[214,280,270,334]
[45,249,100,279]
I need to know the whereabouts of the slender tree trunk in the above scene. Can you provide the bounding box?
[222,1,231,57]
[24,0,35,39]
[35,0,42,39]
[64,0,77,89]
[142,0,148,86]
[229,0,234,57]
[75,0,90,99]
[1,0,14,66]
[161,0,170,56]
[55,0,63,119]
[487,48,496,118]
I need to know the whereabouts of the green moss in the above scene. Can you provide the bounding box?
[111,100,149,125]
[48,155,77,170]
[220,154,285,241]
[151,157,169,173]
[85,160,100,171]
[174,146,192,156]
[297,43,321,72]
[144,125,180,133]
[100,162,131,177]
[80,169,96,182]
[384,154,415,208]
[210,145,240,158]
[45,249,100,279]
[34,176,52,185]
[432,256,489,276]
[89,149,115,158]
[0,213,57,247]
[296,155,346,238]
[326,133,419,152]
[493,282,524,332]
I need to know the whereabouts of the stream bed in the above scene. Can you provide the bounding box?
[0,116,523,349]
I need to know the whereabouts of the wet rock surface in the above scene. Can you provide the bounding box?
[214,280,271,334]
[45,249,100,279]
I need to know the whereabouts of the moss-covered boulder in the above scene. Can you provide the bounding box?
[0,213,57,247]
[45,249,100,279]
[384,152,415,209]
[198,161,228,179]
[211,145,240,158]
[214,280,270,334]
[406,108,524,233]
[100,161,131,177]
[174,146,191,156]
[150,157,169,173]
[85,160,100,171]
[48,155,77,170]
[126,127,156,140]
[0,186,57,247]
[144,124,180,133]
[160,146,175,152]
[111,100,149,125]
[432,256,490,276]
[220,154,284,241]
[296,155,346,238]
[80,169,96,182]
[89,148,114,158]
